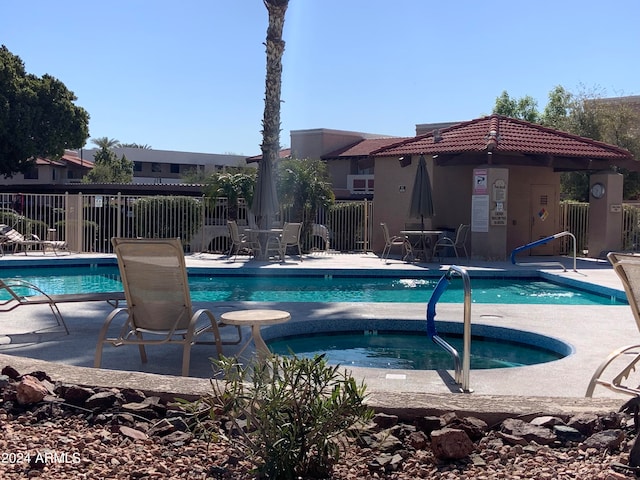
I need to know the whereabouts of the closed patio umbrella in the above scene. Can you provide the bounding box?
[409,155,435,230]
[251,157,279,230]
[408,155,435,259]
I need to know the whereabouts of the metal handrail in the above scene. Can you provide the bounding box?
[426,265,472,393]
[510,231,577,272]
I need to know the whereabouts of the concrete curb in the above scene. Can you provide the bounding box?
[0,353,624,425]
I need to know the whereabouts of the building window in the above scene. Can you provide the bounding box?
[133,162,142,172]
[170,163,180,174]
[151,163,162,173]
[24,168,38,180]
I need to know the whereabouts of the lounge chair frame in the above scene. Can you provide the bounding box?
[0,279,125,335]
[0,224,68,256]
[586,252,640,397]
[94,237,241,376]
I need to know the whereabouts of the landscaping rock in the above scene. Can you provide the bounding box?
[500,418,557,445]
[430,427,474,460]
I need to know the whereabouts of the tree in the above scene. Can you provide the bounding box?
[202,169,256,220]
[0,45,89,177]
[493,86,640,200]
[82,146,133,183]
[492,90,540,123]
[120,143,152,149]
[257,0,289,229]
[91,137,120,150]
[278,158,335,250]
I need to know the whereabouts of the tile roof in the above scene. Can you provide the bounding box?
[372,115,638,171]
[322,137,409,159]
[246,148,291,163]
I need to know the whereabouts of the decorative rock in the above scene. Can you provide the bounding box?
[407,430,429,450]
[430,428,474,460]
[85,391,118,409]
[373,412,399,429]
[496,430,529,446]
[60,384,95,405]
[373,431,403,453]
[567,413,601,436]
[553,425,585,443]
[530,416,565,428]
[16,374,49,405]
[581,429,625,450]
[450,416,488,441]
[2,365,20,379]
[500,418,557,445]
[416,415,444,434]
[119,425,148,441]
[0,374,10,389]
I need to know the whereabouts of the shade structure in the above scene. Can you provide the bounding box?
[251,157,279,229]
[409,155,434,228]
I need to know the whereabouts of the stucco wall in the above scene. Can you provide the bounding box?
[372,155,562,258]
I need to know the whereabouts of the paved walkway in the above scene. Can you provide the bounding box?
[0,251,635,419]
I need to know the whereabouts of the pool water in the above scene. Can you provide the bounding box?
[0,266,625,305]
[267,331,566,369]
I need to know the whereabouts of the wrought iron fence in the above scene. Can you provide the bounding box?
[0,193,374,254]
[2,192,637,255]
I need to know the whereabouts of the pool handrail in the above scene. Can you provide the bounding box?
[426,265,472,393]
[510,231,577,272]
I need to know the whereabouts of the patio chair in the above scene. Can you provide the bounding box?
[380,223,412,262]
[0,224,68,256]
[432,224,469,260]
[271,222,303,262]
[227,220,259,261]
[586,252,640,397]
[311,224,330,252]
[94,237,241,376]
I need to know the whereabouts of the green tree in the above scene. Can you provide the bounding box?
[0,45,89,177]
[91,137,120,150]
[278,158,335,250]
[202,169,256,221]
[493,90,540,123]
[494,86,640,200]
[120,142,152,149]
[257,0,289,229]
[82,146,134,183]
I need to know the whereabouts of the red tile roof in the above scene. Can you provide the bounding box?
[372,115,637,171]
[246,148,291,163]
[322,137,409,159]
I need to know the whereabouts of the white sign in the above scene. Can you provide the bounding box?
[471,195,489,232]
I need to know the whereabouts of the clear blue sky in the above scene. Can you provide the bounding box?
[2,1,638,157]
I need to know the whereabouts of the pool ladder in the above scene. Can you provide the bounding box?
[427,265,472,393]
[510,231,577,272]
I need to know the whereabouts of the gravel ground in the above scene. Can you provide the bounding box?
[0,408,634,479]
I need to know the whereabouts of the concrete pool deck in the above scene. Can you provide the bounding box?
[0,251,635,420]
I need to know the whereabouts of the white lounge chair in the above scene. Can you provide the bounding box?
[94,237,241,376]
[586,252,640,397]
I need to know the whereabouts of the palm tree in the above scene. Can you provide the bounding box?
[257,0,289,229]
[91,137,120,150]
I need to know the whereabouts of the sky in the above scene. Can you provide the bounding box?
[2,1,639,157]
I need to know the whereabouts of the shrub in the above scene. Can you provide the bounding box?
[190,354,372,479]
[132,196,203,244]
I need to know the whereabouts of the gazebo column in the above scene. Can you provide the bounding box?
[470,167,509,260]
[587,172,623,258]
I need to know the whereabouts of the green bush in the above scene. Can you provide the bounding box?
[189,354,372,479]
[133,196,203,244]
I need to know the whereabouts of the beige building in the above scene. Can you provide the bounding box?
[283,116,638,260]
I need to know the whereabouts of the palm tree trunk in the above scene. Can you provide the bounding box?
[259,0,289,230]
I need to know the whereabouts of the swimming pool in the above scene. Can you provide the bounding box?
[0,265,626,305]
[267,331,566,369]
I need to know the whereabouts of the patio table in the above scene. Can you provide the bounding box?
[400,230,443,262]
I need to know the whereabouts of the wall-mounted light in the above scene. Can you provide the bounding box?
[399,155,412,167]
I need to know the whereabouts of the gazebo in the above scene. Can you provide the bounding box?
[371,115,639,260]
